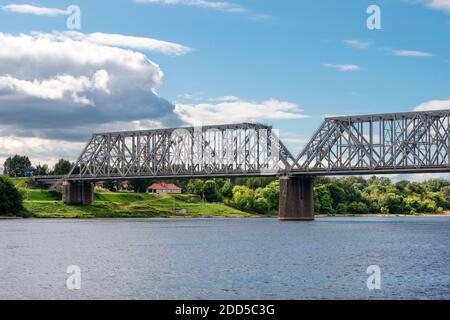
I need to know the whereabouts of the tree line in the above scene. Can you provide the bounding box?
[169,176,450,215]
[3,155,77,177]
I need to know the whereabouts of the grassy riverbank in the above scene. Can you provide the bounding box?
[4,178,449,219]
[11,178,257,219]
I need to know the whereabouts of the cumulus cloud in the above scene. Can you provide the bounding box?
[1,4,68,16]
[174,97,308,126]
[135,0,247,13]
[0,70,110,105]
[323,63,362,72]
[414,99,450,111]
[0,136,86,172]
[0,31,183,145]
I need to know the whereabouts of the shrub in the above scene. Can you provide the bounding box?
[0,177,25,216]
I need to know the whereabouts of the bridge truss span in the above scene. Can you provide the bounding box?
[62,109,450,181]
[68,123,297,180]
[293,110,450,175]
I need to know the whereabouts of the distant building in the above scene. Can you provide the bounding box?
[148,183,182,194]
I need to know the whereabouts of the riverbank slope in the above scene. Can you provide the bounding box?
[10,178,258,218]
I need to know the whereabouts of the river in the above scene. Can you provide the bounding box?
[0,217,449,300]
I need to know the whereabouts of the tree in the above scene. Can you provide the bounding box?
[253,197,271,214]
[442,186,450,199]
[3,155,32,177]
[231,186,254,211]
[378,193,408,214]
[347,202,369,214]
[53,159,73,175]
[327,183,346,209]
[35,164,49,176]
[187,179,205,196]
[202,180,222,202]
[0,177,24,216]
[102,181,121,192]
[129,179,153,193]
[314,185,333,214]
[221,179,233,199]
[254,181,279,211]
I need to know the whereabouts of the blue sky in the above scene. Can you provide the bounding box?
[0,0,449,176]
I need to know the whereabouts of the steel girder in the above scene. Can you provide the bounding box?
[67,123,296,180]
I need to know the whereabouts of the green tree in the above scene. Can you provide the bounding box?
[253,181,280,211]
[202,180,222,202]
[103,181,122,192]
[0,177,25,216]
[347,202,369,214]
[129,179,153,193]
[378,193,408,214]
[3,155,32,177]
[221,179,234,199]
[187,179,205,196]
[314,185,333,214]
[35,164,49,176]
[53,159,73,175]
[231,186,254,211]
[253,197,271,214]
[327,183,347,209]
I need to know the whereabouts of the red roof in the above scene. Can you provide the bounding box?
[148,183,181,191]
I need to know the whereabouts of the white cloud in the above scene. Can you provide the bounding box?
[1,4,68,16]
[392,49,433,57]
[0,136,85,171]
[52,31,193,56]
[174,97,308,126]
[323,63,362,72]
[0,31,182,145]
[209,95,240,102]
[343,39,372,49]
[34,31,192,56]
[135,0,247,12]
[414,99,450,111]
[0,70,110,105]
[406,0,450,14]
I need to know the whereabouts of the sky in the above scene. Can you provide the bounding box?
[0,0,449,181]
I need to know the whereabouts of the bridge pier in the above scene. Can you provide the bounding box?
[63,181,94,205]
[279,176,314,221]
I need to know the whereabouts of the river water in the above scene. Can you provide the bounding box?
[0,217,449,300]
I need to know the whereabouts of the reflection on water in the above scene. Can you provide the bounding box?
[0,217,449,299]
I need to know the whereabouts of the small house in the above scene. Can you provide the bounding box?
[148,183,182,194]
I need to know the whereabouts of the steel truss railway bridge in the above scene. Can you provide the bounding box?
[34,110,450,220]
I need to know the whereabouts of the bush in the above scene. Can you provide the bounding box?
[253,197,271,214]
[0,177,26,216]
[231,186,254,211]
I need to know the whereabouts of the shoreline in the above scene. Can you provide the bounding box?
[316,213,450,218]
[2,213,450,220]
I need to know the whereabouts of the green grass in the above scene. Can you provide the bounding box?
[9,177,37,189]
[2,177,261,219]
[18,186,254,219]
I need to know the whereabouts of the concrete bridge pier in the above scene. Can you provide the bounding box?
[279,176,314,221]
[63,181,94,205]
